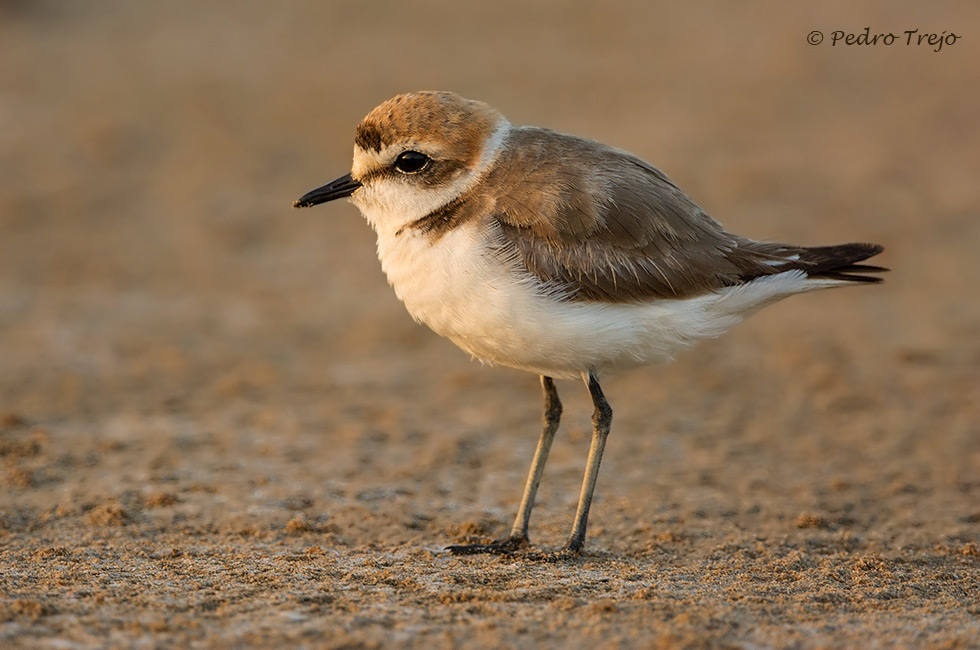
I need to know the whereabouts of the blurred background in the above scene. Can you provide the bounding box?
[2,2,979,645]
[1,0,978,548]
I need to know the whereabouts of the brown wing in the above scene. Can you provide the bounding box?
[486,128,884,302]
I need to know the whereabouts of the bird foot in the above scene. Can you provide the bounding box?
[446,536,581,561]
[446,535,529,556]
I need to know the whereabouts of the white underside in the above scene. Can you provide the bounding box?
[368,219,848,379]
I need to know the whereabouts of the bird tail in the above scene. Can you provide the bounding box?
[741,241,888,285]
[793,242,887,283]
[715,242,886,319]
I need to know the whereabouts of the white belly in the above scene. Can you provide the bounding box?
[372,221,815,379]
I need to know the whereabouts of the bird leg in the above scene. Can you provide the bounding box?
[562,370,612,554]
[447,375,561,555]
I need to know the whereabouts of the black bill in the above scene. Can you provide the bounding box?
[293,173,362,208]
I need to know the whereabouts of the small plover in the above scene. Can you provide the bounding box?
[294,91,885,556]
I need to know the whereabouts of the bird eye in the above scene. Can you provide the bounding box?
[393,151,430,174]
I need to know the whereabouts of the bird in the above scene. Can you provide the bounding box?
[293,91,886,557]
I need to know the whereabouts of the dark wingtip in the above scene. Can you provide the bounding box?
[845,243,888,281]
[757,241,889,285]
[840,242,885,263]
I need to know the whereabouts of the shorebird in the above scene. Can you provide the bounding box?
[294,91,885,556]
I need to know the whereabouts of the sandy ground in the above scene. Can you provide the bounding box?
[2,1,979,648]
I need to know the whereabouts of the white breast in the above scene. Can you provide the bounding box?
[368,220,816,379]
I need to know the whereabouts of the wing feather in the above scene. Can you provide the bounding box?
[477,127,884,302]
